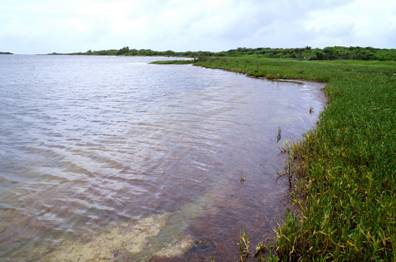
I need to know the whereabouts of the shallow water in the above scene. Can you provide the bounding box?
[0,55,324,261]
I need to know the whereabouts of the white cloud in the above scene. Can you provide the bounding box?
[304,0,396,47]
[0,0,394,54]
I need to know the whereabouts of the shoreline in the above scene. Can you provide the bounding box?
[153,56,395,260]
[152,58,328,259]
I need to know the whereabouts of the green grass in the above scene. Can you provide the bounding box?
[194,56,396,261]
[150,60,194,65]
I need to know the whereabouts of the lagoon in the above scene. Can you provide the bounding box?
[0,55,324,260]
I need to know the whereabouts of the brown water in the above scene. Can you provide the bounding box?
[0,55,324,261]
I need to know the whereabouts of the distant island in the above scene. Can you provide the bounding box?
[0,51,13,55]
[49,46,396,61]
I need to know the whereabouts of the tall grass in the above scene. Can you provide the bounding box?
[195,56,396,260]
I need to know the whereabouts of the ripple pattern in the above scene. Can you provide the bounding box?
[0,55,324,260]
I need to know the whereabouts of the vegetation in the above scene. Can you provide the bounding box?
[62,47,213,57]
[60,46,396,61]
[150,59,194,65]
[239,230,250,262]
[218,46,396,61]
[192,56,396,260]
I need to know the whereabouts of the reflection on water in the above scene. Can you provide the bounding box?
[0,55,324,261]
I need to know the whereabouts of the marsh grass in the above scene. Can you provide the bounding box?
[239,230,250,262]
[196,56,396,260]
[150,60,194,65]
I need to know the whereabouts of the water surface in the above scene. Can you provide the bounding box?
[0,55,324,261]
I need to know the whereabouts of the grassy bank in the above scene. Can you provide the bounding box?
[195,56,396,260]
[150,60,194,65]
[189,56,396,260]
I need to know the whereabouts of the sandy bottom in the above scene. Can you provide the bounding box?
[42,191,215,261]
[42,213,194,261]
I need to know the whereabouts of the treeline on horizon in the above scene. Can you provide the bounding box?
[58,46,396,61]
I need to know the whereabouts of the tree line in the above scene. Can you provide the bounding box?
[59,46,396,61]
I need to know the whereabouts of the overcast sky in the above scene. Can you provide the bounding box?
[1,0,395,54]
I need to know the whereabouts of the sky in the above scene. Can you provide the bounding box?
[0,0,395,54]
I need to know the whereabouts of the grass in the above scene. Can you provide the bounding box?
[192,56,396,260]
[150,60,194,65]
[239,230,250,262]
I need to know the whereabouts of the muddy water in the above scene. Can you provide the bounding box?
[0,55,324,261]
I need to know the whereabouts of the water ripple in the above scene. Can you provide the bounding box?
[0,55,325,260]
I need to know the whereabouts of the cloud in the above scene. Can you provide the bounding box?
[0,0,394,54]
[304,0,396,47]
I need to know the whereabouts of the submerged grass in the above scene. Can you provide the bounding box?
[194,56,396,260]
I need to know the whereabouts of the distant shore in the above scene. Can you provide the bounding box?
[47,46,396,61]
[0,52,13,55]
